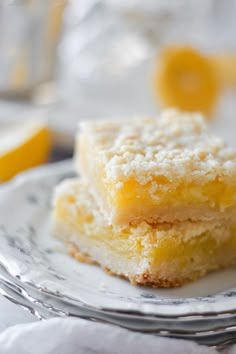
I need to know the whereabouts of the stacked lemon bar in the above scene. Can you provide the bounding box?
[53,110,236,287]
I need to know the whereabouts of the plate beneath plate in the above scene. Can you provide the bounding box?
[1,265,236,349]
[0,161,236,317]
[2,263,236,334]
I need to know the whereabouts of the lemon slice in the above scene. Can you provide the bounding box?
[153,46,219,117]
[0,120,51,182]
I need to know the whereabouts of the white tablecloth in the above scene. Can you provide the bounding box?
[0,309,227,354]
[0,295,235,354]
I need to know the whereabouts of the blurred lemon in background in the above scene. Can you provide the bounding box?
[0,121,51,182]
[154,46,219,117]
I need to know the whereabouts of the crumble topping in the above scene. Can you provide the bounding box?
[79,109,236,185]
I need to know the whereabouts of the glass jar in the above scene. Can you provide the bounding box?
[0,0,66,98]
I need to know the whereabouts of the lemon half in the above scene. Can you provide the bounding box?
[0,120,51,182]
[154,46,219,117]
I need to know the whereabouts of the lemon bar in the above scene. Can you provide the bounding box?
[75,110,236,226]
[53,179,236,288]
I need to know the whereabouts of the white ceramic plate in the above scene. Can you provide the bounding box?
[0,161,236,317]
[2,263,236,337]
[2,281,236,350]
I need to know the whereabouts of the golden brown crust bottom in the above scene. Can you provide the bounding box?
[67,243,190,288]
[66,243,236,288]
[107,264,236,288]
[130,274,184,288]
[68,243,96,265]
[68,242,236,288]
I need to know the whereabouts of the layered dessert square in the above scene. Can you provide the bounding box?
[53,179,236,288]
[75,110,236,226]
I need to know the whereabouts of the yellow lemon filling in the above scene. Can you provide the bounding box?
[94,172,236,225]
[114,178,236,209]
